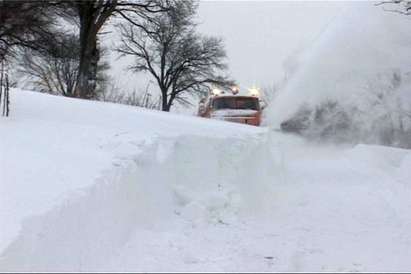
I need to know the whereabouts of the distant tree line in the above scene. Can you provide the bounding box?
[0,0,232,112]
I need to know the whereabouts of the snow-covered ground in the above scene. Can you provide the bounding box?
[1,89,411,272]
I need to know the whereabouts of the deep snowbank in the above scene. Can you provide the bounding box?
[0,133,279,271]
[0,89,262,256]
[1,90,411,271]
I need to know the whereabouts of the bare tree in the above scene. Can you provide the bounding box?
[0,1,55,62]
[19,34,109,98]
[1,0,169,99]
[19,34,79,97]
[55,0,169,99]
[117,0,233,111]
[0,1,57,117]
[260,84,280,108]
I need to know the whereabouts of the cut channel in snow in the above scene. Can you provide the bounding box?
[0,132,281,271]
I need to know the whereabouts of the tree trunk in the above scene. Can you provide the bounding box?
[75,5,99,99]
[165,90,178,112]
[161,90,170,111]
[0,61,3,106]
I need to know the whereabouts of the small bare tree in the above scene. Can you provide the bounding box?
[99,82,161,109]
[117,0,233,111]
[19,34,109,98]
[19,35,79,97]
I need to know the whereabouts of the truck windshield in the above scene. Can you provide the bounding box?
[213,97,259,110]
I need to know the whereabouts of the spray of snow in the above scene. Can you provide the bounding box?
[266,2,411,128]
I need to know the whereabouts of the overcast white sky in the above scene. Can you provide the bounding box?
[197,1,349,89]
[111,1,350,94]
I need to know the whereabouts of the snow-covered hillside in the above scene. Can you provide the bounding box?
[1,90,411,272]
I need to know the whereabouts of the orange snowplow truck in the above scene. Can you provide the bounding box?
[197,87,263,126]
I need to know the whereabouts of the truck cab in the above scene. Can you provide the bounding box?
[198,87,263,126]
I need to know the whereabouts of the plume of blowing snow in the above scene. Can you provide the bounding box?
[266,2,411,131]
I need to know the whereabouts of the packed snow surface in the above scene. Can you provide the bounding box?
[1,90,411,272]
